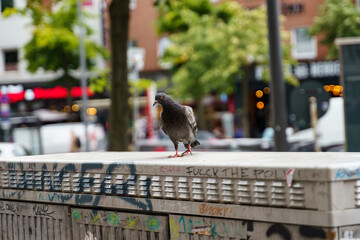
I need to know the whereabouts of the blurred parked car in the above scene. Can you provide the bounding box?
[0,143,29,159]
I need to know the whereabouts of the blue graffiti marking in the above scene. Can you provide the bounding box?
[72,210,81,221]
[210,222,220,238]
[107,212,120,225]
[75,195,93,205]
[146,217,160,231]
[335,168,360,180]
[2,161,154,212]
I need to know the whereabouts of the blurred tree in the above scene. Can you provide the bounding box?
[156,1,296,136]
[89,69,110,93]
[309,0,360,59]
[108,0,130,151]
[4,0,108,104]
[156,0,212,34]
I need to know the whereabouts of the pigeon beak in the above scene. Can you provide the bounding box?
[153,101,158,107]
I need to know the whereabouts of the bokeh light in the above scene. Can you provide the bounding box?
[72,104,80,112]
[255,90,264,98]
[63,105,71,113]
[263,87,270,94]
[256,101,264,110]
[87,107,97,116]
[323,85,343,96]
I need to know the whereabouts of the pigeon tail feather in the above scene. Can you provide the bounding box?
[184,140,200,149]
[191,140,200,148]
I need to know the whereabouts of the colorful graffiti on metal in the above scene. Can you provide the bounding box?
[146,217,160,231]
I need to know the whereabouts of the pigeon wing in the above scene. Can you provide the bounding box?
[184,106,198,132]
[159,110,167,135]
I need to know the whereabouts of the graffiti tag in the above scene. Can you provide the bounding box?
[199,203,233,217]
[33,204,55,218]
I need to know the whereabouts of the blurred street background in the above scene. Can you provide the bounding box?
[0,0,358,157]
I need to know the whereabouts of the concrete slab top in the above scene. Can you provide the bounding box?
[5,151,360,170]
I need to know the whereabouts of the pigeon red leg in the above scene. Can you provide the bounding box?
[181,144,192,156]
[168,144,183,158]
[168,149,182,158]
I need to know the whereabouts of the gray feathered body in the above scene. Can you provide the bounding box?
[160,98,199,148]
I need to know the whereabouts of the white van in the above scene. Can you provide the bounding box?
[14,122,107,154]
[287,97,345,151]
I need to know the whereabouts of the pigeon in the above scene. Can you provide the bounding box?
[153,92,200,158]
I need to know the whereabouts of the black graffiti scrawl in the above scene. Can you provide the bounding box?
[299,226,326,239]
[266,223,292,240]
[2,161,154,212]
[244,221,254,240]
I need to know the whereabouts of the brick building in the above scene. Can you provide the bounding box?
[123,0,339,78]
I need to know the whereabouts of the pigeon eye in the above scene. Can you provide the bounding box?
[160,96,164,100]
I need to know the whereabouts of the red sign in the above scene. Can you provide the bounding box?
[0,86,94,103]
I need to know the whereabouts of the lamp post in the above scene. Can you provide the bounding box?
[76,0,89,152]
[266,0,288,151]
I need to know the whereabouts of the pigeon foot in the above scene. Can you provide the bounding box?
[181,149,192,156]
[168,153,182,158]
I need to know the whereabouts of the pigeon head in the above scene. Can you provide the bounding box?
[153,92,169,107]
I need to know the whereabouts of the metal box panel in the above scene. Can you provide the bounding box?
[71,208,168,240]
[0,200,71,240]
[0,152,351,210]
[170,214,338,240]
[2,152,360,227]
[339,225,360,240]
[337,38,360,151]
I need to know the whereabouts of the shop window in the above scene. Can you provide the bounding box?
[281,3,303,15]
[4,50,18,71]
[291,27,317,59]
[128,40,137,48]
[1,0,14,13]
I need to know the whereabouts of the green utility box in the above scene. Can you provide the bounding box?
[336,37,360,152]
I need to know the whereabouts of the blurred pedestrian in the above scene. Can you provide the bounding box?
[70,131,81,152]
[234,126,244,138]
[212,122,225,139]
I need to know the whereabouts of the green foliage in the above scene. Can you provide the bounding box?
[309,0,360,59]
[2,7,18,17]
[89,69,110,93]
[154,77,169,90]
[157,1,297,101]
[6,0,108,82]
[129,78,154,94]
[1,0,15,16]
[156,0,212,34]
[213,1,242,23]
